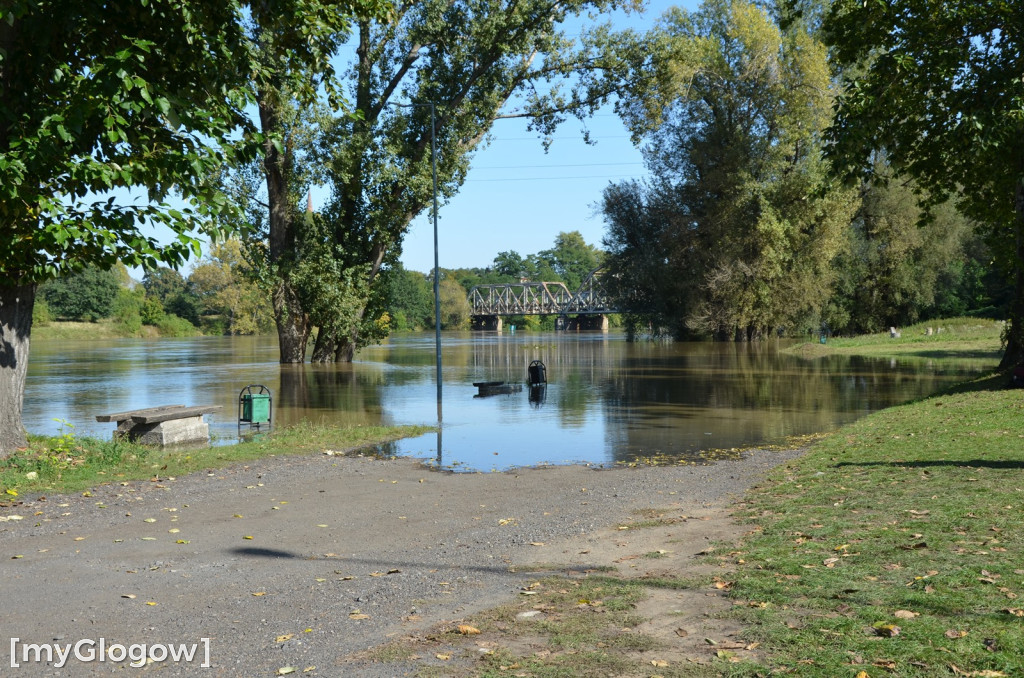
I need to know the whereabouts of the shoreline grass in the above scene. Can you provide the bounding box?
[0,421,433,500]
[718,370,1024,677]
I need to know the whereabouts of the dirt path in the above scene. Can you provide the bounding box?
[0,448,802,676]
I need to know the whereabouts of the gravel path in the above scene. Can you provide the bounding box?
[0,448,802,676]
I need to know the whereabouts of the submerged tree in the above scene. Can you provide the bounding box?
[270,0,642,363]
[602,0,856,340]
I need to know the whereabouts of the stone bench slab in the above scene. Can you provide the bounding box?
[96,405,223,446]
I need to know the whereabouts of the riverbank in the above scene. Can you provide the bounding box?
[0,422,432,499]
[785,317,1004,361]
[349,326,1022,677]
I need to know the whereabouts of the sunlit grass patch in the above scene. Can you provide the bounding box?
[725,373,1024,676]
[0,421,433,498]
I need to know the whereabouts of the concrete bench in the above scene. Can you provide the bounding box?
[96,405,223,446]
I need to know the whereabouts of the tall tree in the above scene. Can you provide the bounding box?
[603,0,856,340]
[825,155,976,334]
[0,0,254,454]
[821,0,1024,367]
[242,1,395,364]
[292,0,641,363]
[39,267,121,322]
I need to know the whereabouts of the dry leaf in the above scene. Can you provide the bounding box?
[276,634,294,643]
[457,625,481,635]
[651,659,669,667]
[121,594,136,599]
[435,653,451,661]
[675,628,689,637]
[894,610,919,619]
[945,629,968,639]
[277,668,296,676]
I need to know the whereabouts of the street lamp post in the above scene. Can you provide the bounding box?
[391,101,442,415]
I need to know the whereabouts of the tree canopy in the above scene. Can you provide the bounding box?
[602,0,855,340]
[821,0,1024,365]
[240,0,642,363]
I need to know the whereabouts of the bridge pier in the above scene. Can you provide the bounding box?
[471,315,503,332]
[561,315,609,332]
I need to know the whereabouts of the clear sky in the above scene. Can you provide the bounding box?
[396,0,690,274]
[133,1,693,279]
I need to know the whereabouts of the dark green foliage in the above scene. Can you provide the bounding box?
[602,1,855,340]
[142,267,188,303]
[381,265,433,331]
[822,0,1024,365]
[824,160,980,334]
[164,291,201,327]
[39,266,121,322]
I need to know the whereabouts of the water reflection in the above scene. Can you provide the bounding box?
[23,333,995,470]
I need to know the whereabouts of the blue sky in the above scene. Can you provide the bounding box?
[131,1,694,279]
[396,1,690,274]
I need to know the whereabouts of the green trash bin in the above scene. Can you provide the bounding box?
[242,393,271,423]
[239,385,272,429]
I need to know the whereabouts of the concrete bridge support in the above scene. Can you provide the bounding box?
[471,315,503,332]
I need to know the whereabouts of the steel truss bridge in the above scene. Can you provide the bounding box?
[467,268,615,318]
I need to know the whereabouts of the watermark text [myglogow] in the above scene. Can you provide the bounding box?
[9,637,211,669]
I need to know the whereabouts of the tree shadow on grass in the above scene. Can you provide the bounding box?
[837,459,1024,471]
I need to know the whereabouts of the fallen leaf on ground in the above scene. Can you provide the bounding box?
[651,659,669,667]
[894,610,919,619]
[457,625,481,635]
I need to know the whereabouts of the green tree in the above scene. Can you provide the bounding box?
[143,267,188,305]
[536,231,604,292]
[438,277,471,330]
[297,0,641,362]
[825,156,977,334]
[603,0,855,340]
[189,239,273,335]
[39,266,122,322]
[240,2,390,364]
[821,0,1024,366]
[382,265,433,331]
[0,0,255,453]
[493,251,528,281]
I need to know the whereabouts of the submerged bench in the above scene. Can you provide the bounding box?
[96,405,223,446]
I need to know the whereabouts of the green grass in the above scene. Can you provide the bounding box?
[0,421,433,498]
[786,317,1004,362]
[721,371,1024,676]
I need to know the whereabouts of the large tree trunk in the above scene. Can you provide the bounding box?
[273,280,310,363]
[0,284,35,455]
[310,328,356,363]
[260,87,310,363]
[999,178,1024,370]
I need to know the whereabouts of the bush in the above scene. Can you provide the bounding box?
[32,298,52,326]
[156,314,201,337]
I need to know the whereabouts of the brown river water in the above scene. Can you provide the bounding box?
[23,332,995,471]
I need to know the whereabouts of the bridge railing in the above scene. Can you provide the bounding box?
[467,269,615,317]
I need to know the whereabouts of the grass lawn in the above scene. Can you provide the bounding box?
[723,320,1023,677]
[0,421,432,499]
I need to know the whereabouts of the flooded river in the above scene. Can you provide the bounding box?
[23,332,995,470]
